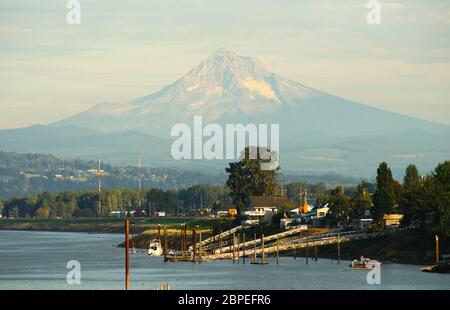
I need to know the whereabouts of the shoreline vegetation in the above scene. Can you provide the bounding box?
[2,218,447,266]
[0,217,234,234]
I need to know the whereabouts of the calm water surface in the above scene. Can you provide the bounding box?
[0,230,449,290]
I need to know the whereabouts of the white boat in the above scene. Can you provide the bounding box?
[349,256,381,270]
[148,239,163,256]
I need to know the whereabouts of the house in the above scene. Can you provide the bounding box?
[350,218,373,230]
[383,214,403,228]
[243,196,291,225]
[155,211,166,217]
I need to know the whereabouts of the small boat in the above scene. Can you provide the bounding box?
[349,256,381,270]
[148,239,163,256]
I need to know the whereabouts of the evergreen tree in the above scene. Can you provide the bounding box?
[350,182,372,218]
[373,162,396,226]
[326,186,350,225]
[226,147,278,212]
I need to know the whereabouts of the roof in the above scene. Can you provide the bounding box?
[383,214,403,220]
[249,196,292,209]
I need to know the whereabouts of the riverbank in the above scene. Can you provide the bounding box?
[128,228,449,266]
[315,230,449,265]
[0,217,234,234]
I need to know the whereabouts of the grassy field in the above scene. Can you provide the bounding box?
[0,217,235,234]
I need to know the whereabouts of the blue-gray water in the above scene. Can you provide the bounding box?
[0,230,449,290]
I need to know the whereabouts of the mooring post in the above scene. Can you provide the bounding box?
[337,233,341,264]
[157,224,161,242]
[232,232,236,263]
[180,225,184,253]
[243,233,246,264]
[125,219,130,290]
[131,223,136,254]
[237,233,241,264]
[294,247,296,260]
[306,237,309,265]
[276,237,279,265]
[219,230,223,254]
[261,234,265,264]
[184,224,187,252]
[253,233,257,262]
[315,245,318,262]
[163,227,168,261]
[192,228,197,262]
[199,230,202,262]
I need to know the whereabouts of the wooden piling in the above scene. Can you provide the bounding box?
[253,233,257,262]
[192,228,197,262]
[157,224,161,242]
[163,227,168,261]
[125,219,130,290]
[306,237,309,265]
[242,233,246,264]
[294,247,296,260]
[237,233,240,264]
[199,231,203,262]
[314,246,318,262]
[219,230,223,254]
[232,233,236,264]
[276,237,279,265]
[261,234,265,264]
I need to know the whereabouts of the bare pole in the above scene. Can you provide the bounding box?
[242,232,246,264]
[306,236,309,265]
[163,227,168,261]
[199,230,202,262]
[137,158,141,209]
[97,159,102,217]
[219,230,223,254]
[276,237,279,265]
[131,223,136,255]
[125,219,130,290]
[192,228,197,262]
[237,233,240,264]
[435,235,439,264]
[232,232,236,264]
[253,233,257,262]
[337,233,341,264]
[261,234,265,264]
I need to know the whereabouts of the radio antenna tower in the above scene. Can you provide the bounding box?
[137,157,142,209]
[97,158,102,217]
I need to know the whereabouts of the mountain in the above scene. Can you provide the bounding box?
[1,48,449,177]
[54,48,448,138]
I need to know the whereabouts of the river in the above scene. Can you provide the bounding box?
[0,230,448,290]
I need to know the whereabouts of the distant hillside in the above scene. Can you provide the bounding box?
[0,151,361,200]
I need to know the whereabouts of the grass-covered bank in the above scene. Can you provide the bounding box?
[0,217,234,234]
[300,230,450,265]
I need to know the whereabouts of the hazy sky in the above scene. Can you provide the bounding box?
[1,0,449,129]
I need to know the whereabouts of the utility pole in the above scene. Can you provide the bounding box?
[125,219,130,290]
[97,159,102,217]
[435,235,440,264]
[137,158,141,210]
[337,233,341,264]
